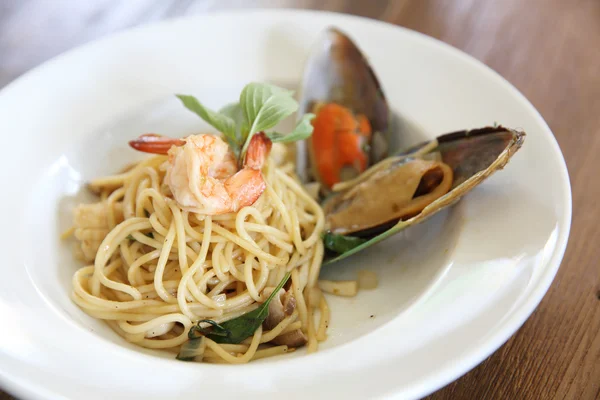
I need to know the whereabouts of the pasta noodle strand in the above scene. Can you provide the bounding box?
[68,153,328,363]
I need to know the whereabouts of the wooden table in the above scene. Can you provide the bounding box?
[1,1,598,399]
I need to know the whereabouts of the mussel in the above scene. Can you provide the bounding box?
[297,27,390,189]
[320,126,525,263]
[296,28,526,264]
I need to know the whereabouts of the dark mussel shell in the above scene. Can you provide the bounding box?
[296,27,390,184]
[322,126,525,263]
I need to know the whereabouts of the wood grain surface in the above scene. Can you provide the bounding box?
[1,0,598,399]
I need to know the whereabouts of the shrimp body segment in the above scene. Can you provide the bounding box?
[129,133,272,215]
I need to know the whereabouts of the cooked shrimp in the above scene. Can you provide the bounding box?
[129,132,272,215]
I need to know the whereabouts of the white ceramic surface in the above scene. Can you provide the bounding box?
[0,10,571,400]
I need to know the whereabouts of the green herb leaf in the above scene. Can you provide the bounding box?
[189,319,230,339]
[267,113,315,143]
[219,102,246,131]
[239,83,299,157]
[219,102,249,158]
[323,232,368,254]
[176,94,237,146]
[323,220,414,265]
[209,271,291,344]
[175,84,311,166]
[176,337,206,362]
[240,83,293,125]
[247,93,297,134]
[181,271,291,346]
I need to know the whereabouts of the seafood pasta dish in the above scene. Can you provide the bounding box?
[63,28,524,364]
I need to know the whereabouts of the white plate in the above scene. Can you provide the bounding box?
[0,10,571,400]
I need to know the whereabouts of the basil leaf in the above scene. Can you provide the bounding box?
[323,219,416,265]
[219,102,247,139]
[267,113,315,143]
[176,94,237,144]
[323,232,368,254]
[196,271,291,345]
[240,83,293,125]
[249,93,298,134]
[239,83,299,156]
[190,319,230,339]
[219,102,243,120]
[177,270,291,360]
[219,102,249,158]
[175,83,310,167]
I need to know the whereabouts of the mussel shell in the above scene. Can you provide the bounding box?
[422,126,523,187]
[296,27,390,182]
[323,126,525,244]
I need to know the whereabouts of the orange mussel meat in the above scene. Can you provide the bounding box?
[310,103,373,189]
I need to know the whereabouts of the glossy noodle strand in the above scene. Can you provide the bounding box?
[69,151,327,363]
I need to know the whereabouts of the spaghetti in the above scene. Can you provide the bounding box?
[68,143,331,363]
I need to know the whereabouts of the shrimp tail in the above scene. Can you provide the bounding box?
[225,168,267,212]
[224,132,271,210]
[245,132,272,169]
[129,134,186,154]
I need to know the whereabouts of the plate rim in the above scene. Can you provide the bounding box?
[0,8,572,400]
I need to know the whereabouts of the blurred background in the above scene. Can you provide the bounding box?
[1,1,598,399]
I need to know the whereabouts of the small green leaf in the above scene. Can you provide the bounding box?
[219,102,243,121]
[323,220,412,265]
[176,94,236,142]
[219,103,247,140]
[240,83,293,126]
[250,94,298,134]
[323,232,368,254]
[175,83,308,168]
[209,271,291,344]
[178,272,292,348]
[189,319,230,339]
[219,102,248,158]
[239,83,299,157]
[267,113,315,143]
